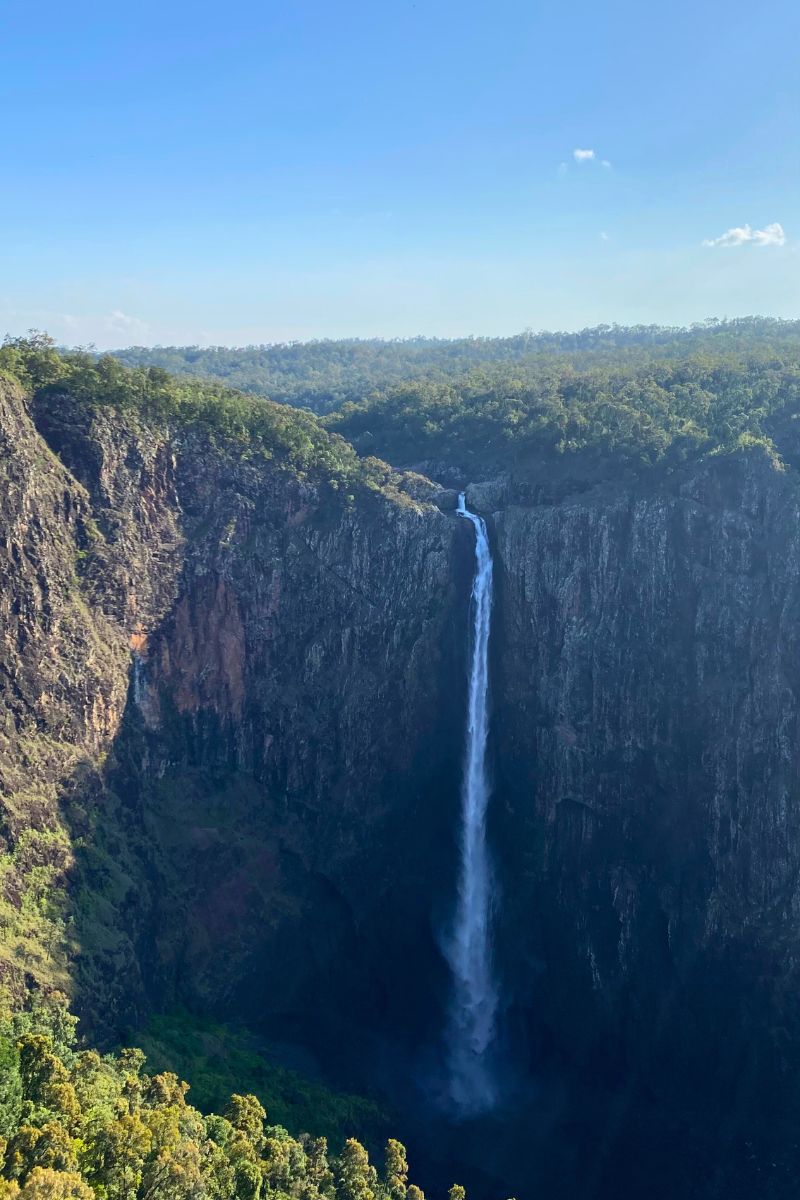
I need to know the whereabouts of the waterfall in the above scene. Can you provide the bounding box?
[132,652,146,707]
[444,491,498,1115]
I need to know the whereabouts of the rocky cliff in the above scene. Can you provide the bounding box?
[0,379,469,1053]
[463,451,800,1198]
[0,377,130,998]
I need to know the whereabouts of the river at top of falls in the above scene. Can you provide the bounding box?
[444,491,498,1116]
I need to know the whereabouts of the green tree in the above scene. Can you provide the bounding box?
[383,1139,408,1200]
[0,1039,22,1140]
[18,1168,92,1199]
[302,1135,334,1196]
[0,332,65,391]
[224,1094,266,1155]
[83,1112,152,1200]
[336,1139,376,1200]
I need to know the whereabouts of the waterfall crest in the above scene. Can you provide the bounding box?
[444,491,498,1115]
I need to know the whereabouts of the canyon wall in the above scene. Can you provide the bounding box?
[0,381,469,1048]
[469,451,800,1197]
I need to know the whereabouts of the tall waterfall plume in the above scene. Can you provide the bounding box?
[444,491,498,1115]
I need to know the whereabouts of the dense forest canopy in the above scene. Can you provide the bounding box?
[325,350,800,477]
[7,323,800,483]
[109,318,800,415]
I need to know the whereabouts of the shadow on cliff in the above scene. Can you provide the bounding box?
[63,652,465,1058]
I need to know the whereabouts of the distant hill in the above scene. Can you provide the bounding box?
[111,317,800,414]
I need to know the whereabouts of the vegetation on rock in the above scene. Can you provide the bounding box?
[0,334,431,508]
[135,1012,387,1148]
[0,344,463,1196]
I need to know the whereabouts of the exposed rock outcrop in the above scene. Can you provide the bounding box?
[0,379,130,996]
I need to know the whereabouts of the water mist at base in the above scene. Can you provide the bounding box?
[443,491,499,1116]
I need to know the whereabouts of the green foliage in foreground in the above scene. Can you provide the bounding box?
[0,996,459,1200]
[0,333,425,507]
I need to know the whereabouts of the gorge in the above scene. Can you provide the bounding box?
[3,327,800,1199]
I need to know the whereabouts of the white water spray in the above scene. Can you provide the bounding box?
[445,491,498,1115]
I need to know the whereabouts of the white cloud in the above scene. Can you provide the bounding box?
[571,148,612,168]
[600,231,610,241]
[104,309,150,336]
[702,222,786,248]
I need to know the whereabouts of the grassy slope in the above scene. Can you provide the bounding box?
[136,1010,389,1148]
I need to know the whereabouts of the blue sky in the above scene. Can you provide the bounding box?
[2,0,799,347]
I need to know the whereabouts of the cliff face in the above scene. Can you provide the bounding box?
[0,379,130,996]
[469,452,800,1197]
[0,383,469,1047]
[121,437,468,1044]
